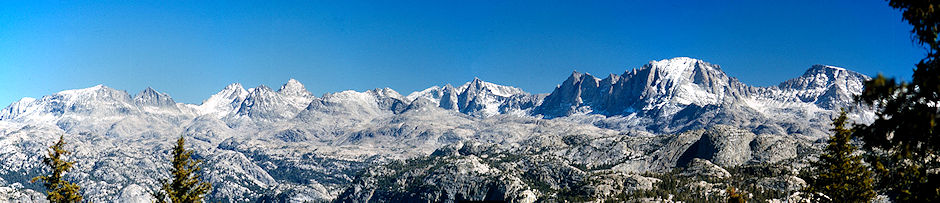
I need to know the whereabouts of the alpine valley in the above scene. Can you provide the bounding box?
[0,57,874,202]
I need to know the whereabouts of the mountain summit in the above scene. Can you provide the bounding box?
[134,87,177,108]
[0,57,873,202]
[278,78,313,98]
[777,64,870,109]
[536,57,751,119]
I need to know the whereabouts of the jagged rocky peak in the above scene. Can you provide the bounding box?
[541,71,600,108]
[563,71,602,87]
[239,85,275,108]
[406,78,528,114]
[236,84,306,119]
[369,87,405,100]
[133,87,176,107]
[647,57,710,74]
[778,64,869,91]
[252,84,274,93]
[536,57,758,119]
[276,79,315,110]
[458,77,526,97]
[224,82,247,92]
[440,84,459,110]
[776,64,870,109]
[277,78,313,98]
[244,85,277,103]
[601,73,621,85]
[205,83,250,104]
[369,87,409,112]
[639,57,754,104]
[453,78,529,117]
[196,83,250,117]
[641,57,732,87]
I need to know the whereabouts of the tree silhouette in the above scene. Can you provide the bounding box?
[852,0,940,201]
[153,136,211,203]
[32,135,83,203]
[803,110,875,202]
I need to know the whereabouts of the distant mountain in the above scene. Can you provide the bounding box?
[134,87,178,108]
[409,78,540,117]
[536,57,753,118]
[0,58,872,202]
[528,57,871,137]
[195,83,249,118]
[776,64,870,109]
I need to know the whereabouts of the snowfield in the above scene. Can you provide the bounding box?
[0,57,872,202]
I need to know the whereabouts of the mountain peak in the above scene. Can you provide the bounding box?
[784,64,869,87]
[640,57,729,88]
[225,83,245,91]
[651,56,705,64]
[253,85,274,93]
[58,84,114,95]
[560,71,600,87]
[457,78,525,97]
[803,64,848,75]
[134,87,176,107]
[647,57,717,74]
[197,83,249,117]
[238,84,294,119]
[777,64,871,109]
[466,77,486,89]
[369,87,402,97]
[278,78,313,97]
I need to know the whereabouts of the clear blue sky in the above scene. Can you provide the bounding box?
[0,0,924,105]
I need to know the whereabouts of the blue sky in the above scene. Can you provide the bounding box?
[0,0,924,105]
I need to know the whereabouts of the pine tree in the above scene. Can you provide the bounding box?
[31,135,83,203]
[803,110,875,202]
[153,136,211,203]
[852,0,940,201]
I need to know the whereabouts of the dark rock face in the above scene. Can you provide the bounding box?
[439,84,459,110]
[677,133,717,168]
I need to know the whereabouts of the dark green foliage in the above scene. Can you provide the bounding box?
[803,110,875,202]
[153,136,212,203]
[889,0,940,57]
[31,135,83,203]
[851,0,940,201]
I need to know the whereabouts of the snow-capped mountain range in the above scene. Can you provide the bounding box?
[0,57,871,202]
